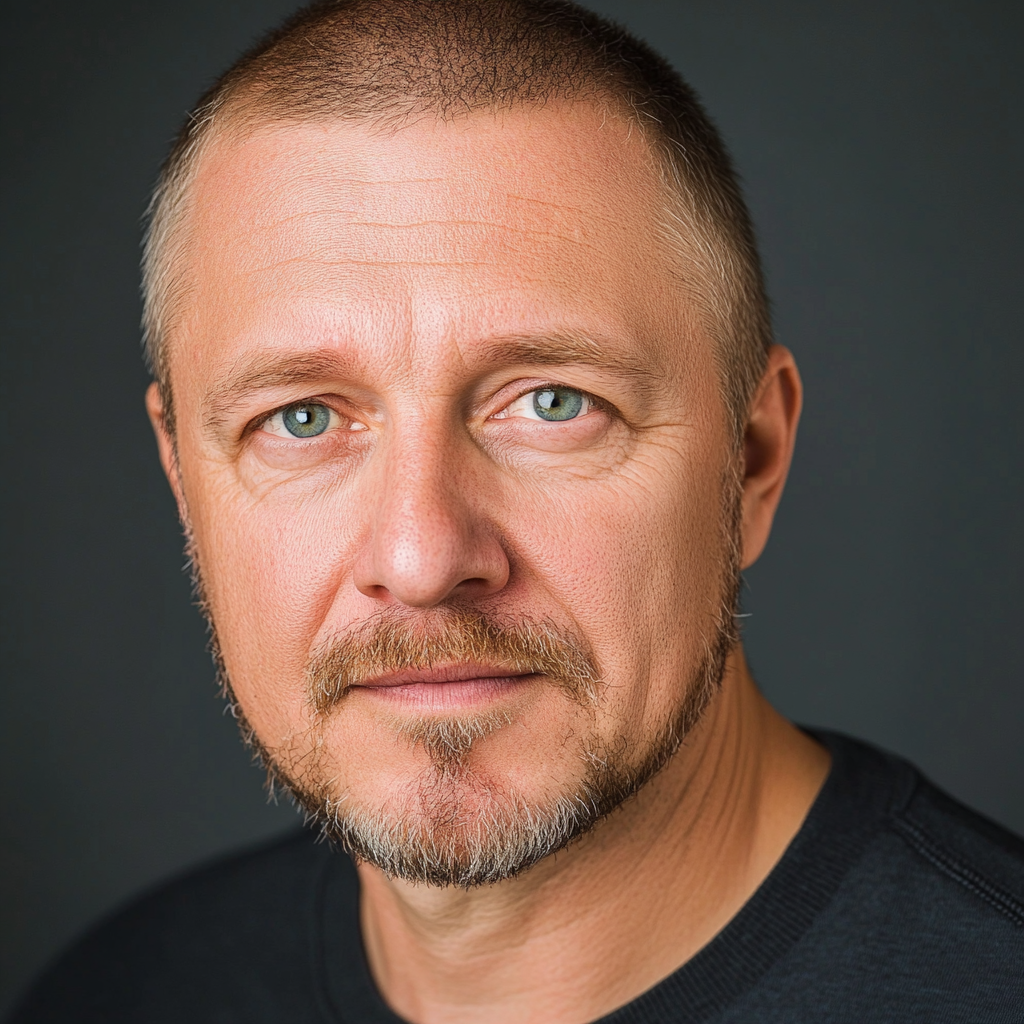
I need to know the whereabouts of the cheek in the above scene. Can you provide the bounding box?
[500,444,728,717]
[186,468,364,736]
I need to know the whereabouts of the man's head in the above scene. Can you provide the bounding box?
[144,0,800,887]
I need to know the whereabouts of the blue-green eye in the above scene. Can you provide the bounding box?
[282,403,332,437]
[495,387,594,423]
[533,388,585,421]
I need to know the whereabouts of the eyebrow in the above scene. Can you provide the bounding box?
[209,352,355,409]
[477,331,657,380]
[204,330,660,431]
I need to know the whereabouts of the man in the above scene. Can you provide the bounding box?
[11,0,1024,1021]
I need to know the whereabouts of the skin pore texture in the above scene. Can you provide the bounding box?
[147,103,830,1024]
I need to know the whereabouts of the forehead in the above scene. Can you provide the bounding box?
[173,104,699,387]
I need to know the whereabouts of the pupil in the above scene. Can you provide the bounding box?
[534,388,584,421]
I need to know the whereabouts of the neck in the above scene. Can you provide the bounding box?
[356,647,830,1024]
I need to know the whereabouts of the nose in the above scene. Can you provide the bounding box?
[352,436,510,608]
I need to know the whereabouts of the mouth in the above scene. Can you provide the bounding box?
[352,663,539,710]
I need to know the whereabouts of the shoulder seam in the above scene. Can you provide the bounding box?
[889,814,1024,928]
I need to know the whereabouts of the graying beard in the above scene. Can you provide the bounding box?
[317,782,607,887]
[209,601,735,887]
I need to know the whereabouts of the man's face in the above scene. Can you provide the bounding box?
[157,104,739,882]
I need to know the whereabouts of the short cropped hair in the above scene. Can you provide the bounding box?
[142,0,772,441]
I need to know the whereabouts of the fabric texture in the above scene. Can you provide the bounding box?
[9,731,1024,1023]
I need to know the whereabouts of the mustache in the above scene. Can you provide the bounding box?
[306,609,601,715]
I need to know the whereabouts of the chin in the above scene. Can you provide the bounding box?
[271,720,608,886]
[311,765,604,887]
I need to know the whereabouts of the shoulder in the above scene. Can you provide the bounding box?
[8,829,353,1024]
[820,729,1024,926]
[752,732,1024,1020]
[888,761,1024,926]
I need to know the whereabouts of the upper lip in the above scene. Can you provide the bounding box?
[355,663,534,688]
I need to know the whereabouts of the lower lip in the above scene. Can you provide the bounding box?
[355,675,535,711]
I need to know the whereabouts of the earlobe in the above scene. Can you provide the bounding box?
[145,381,187,519]
[739,345,803,569]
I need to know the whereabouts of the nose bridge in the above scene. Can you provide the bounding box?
[381,424,463,553]
[356,409,508,607]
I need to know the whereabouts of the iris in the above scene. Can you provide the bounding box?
[533,388,584,421]
[283,403,332,437]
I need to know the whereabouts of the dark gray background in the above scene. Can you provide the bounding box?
[3,0,1022,1013]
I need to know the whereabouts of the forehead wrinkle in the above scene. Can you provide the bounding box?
[338,219,604,248]
[231,220,607,277]
[239,257,496,275]
[210,154,633,235]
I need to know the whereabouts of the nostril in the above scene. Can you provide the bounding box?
[454,576,497,595]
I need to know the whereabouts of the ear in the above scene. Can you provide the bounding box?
[145,381,188,522]
[739,345,803,569]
